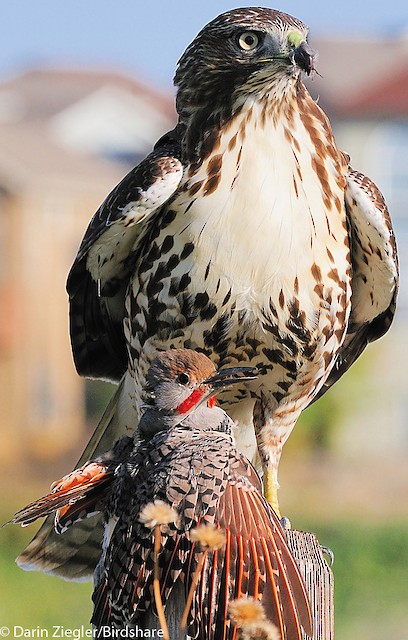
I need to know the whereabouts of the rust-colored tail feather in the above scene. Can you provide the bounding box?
[15,379,131,580]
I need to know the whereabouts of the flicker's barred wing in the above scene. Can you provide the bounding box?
[11,462,110,532]
[15,381,132,580]
[92,428,312,639]
[66,130,184,382]
[315,166,399,399]
[12,437,133,573]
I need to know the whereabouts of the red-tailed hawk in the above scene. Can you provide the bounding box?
[19,7,398,580]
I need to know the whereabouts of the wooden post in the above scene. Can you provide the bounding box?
[285,530,335,640]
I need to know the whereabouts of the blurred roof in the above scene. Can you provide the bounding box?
[0,120,123,194]
[0,67,176,194]
[340,65,408,117]
[306,32,408,117]
[0,67,175,122]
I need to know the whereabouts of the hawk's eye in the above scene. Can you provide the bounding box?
[237,31,259,51]
[177,372,190,385]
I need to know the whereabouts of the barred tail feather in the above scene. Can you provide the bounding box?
[16,378,133,581]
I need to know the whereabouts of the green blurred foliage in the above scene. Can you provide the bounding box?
[292,350,371,454]
[299,519,408,640]
[85,379,116,425]
[0,520,92,628]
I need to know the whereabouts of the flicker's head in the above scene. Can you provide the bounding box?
[140,349,256,436]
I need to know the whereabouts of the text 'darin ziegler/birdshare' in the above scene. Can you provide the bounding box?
[11,6,398,640]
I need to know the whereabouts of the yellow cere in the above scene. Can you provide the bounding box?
[287,30,305,48]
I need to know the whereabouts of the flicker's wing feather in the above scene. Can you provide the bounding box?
[10,461,110,531]
[91,430,311,638]
[67,131,183,382]
[213,457,313,640]
[15,434,134,580]
[315,167,399,399]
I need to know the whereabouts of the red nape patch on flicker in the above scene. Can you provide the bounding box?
[176,390,218,414]
[176,389,206,414]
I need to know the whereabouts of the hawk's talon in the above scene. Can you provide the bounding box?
[321,545,335,566]
[280,516,291,530]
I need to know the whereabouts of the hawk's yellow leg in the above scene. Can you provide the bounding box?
[263,463,281,518]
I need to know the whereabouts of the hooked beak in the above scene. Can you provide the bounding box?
[293,40,316,76]
[204,365,258,391]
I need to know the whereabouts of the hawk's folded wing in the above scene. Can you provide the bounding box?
[67,131,183,382]
[315,166,399,398]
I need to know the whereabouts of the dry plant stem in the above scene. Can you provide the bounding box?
[179,550,208,640]
[153,524,170,640]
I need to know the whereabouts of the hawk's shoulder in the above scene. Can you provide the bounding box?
[67,129,184,382]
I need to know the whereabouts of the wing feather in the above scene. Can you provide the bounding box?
[316,166,399,399]
[9,461,111,530]
[67,132,183,381]
[215,465,313,640]
[14,435,133,580]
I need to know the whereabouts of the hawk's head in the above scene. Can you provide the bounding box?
[174,7,315,121]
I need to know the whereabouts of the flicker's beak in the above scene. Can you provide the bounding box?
[293,41,316,75]
[175,365,258,423]
[204,366,258,391]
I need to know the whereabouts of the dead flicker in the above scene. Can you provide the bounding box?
[11,349,312,639]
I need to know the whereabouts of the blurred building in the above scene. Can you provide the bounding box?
[0,29,407,468]
[304,32,408,463]
[307,32,408,318]
[0,69,175,466]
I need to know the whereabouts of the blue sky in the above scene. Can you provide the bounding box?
[3,1,408,89]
